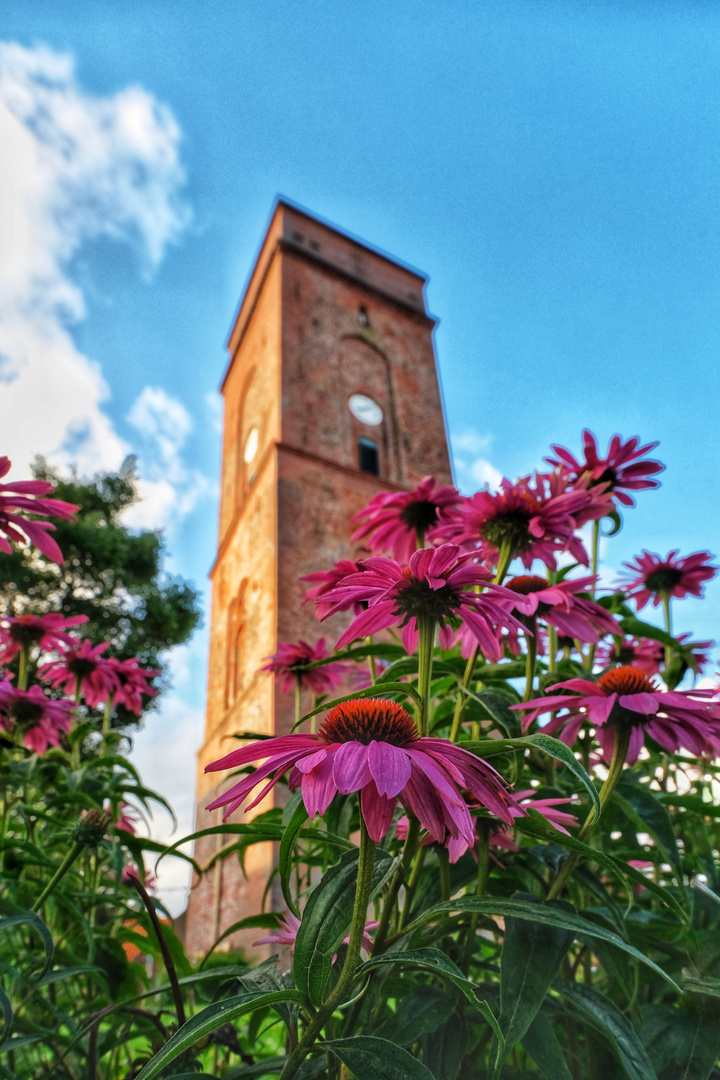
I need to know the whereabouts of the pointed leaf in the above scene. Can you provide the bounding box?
[376,985,454,1045]
[325,1035,435,1079]
[133,990,307,1080]
[522,1013,573,1080]
[359,947,488,1015]
[615,774,682,878]
[498,895,574,1064]
[0,911,53,978]
[0,987,11,1048]
[421,1012,468,1080]
[554,978,657,1080]
[413,898,679,990]
[279,801,309,917]
[293,848,394,1005]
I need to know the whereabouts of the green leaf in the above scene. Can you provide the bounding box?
[132,990,307,1080]
[359,947,486,1014]
[293,848,394,1005]
[36,964,105,987]
[376,985,455,1045]
[497,895,574,1068]
[459,688,521,737]
[0,911,53,978]
[421,1012,468,1080]
[514,819,688,923]
[464,733,601,818]
[293,683,422,731]
[0,987,11,1049]
[279,801,308,917]
[413,898,680,990]
[521,1013,573,1080]
[614,775,682,878]
[325,1035,435,1079]
[554,978,657,1080]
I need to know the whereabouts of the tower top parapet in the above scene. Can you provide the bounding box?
[224,200,432,379]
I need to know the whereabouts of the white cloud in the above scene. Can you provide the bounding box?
[0,41,190,477]
[123,386,216,531]
[451,428,503,494]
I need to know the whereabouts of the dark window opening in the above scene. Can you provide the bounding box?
[358,305,369,327]
[309,239,320,251]
[358,438,380,476]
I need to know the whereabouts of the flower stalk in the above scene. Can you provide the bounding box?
[416,614,435,736]
[32,841,83,912]
[546,724,632,900]
[280,821,377,1080]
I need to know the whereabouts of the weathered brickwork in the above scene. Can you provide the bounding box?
[184,202,452,958]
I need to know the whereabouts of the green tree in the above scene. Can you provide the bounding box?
[0,456,202,723]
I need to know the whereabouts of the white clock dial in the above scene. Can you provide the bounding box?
[348,394,383,427]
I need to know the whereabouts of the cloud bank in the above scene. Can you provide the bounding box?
[0,41,198,527]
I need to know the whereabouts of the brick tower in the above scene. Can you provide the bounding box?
[184,201,452,957]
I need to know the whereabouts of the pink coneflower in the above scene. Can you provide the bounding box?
[0,457,78,564]
[206,698,526,851]
[595,636,664,675]
[302,559,366,618]
[351,476,463,562]
[0,681,73,754]
[259,639,357,696]
[546,431,665,508]
[396,790,578,863]
[254,910,378,955]
[319,545,528,659]
[111,801,140,834]
[514,665,720,765]
[675,634,714,677]
[502,574,620,644]
[122,864,157,892]
[105,657,159,714]
[40,639,115,706]
[0,612,88,665]
[439,474,605,571]
[618,550,718,610]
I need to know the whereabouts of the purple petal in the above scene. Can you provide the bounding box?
[333,741,372,793]
[620,692,659,715]
[360,785,396,841]
[301,751,339,817]
[368,741,412,798]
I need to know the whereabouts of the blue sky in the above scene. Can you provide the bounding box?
[2,1,719,909]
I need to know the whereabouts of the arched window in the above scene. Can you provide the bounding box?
[358,438,380,476]
[224,582,247,709]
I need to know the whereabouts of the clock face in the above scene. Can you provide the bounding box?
[348,394,383,427]
[243,426,259,464]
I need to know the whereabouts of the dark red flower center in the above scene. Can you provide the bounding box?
[597,665,657,697]
[643,566,683,594]
[480,494,537,553]
[8,619,46,648]
[319,699,418,746]
[394,571,461,626]
[595,466,617,489]
[507,575,547,595]
[9,698,44,726]
[399,499,439,534]
[67,655,99,678]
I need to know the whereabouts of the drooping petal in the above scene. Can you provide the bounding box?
[301,751,339,817]
[360,785,397,841]
[332,741,372,793]
[368,740,412,798]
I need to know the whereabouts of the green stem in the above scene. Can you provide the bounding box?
[280,822,377,1080]
[101,694,114,738]
[18,647,28,692]
[661,591,673,674]
[366,637,377,685]
[547,725,632,900]
[522,626,537,703]
[32,842,83,912]
[372,815,420,954]
[548,625,558,674]
[416,615,435,737]
[462,819,491,975]
[295,679,302,730]
[590,520,600,590]
[449,544,514,742]
[129,874,186,1027]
